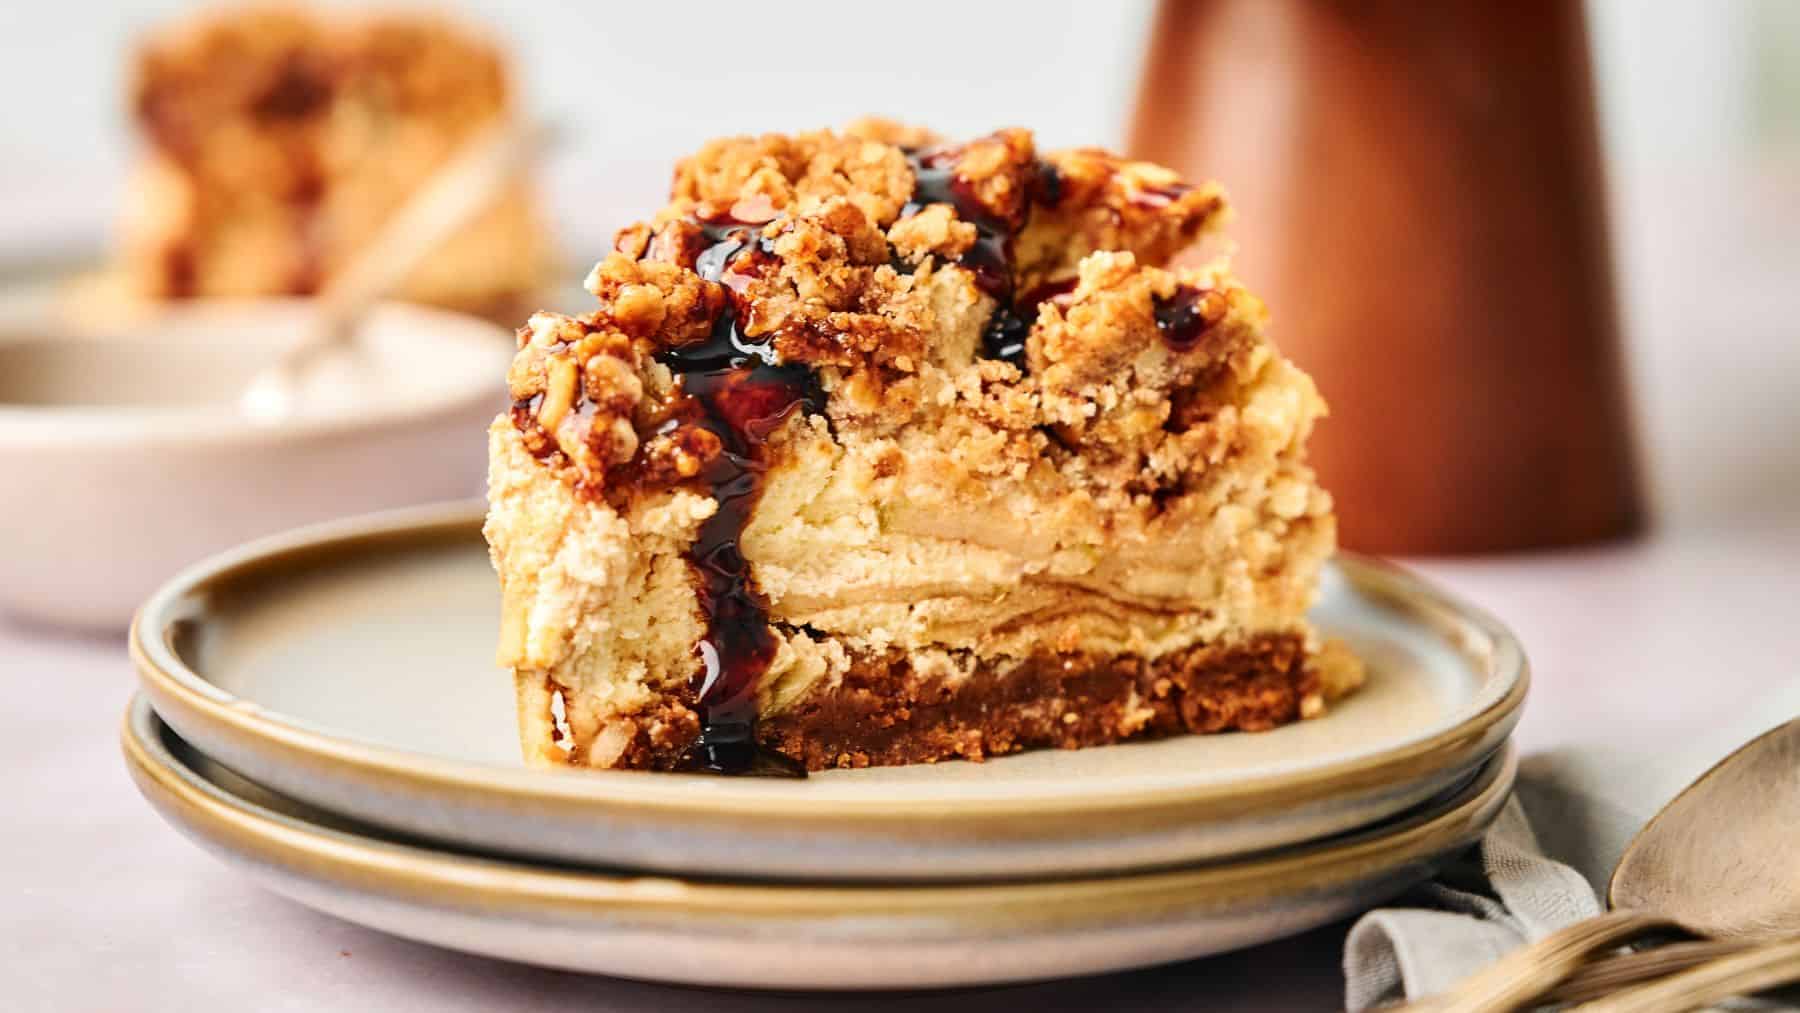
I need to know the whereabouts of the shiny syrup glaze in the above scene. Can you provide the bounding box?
[1152,284,1220,351]
[584,149,1074,774]
[659,151,1071,770]
[661,151,1072,771]
[900,150,1063,367]
[1128,180,1194,210]
[658,219,817,776]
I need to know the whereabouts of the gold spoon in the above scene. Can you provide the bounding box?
[1404,717,1800,1011]
[239,118,554,422]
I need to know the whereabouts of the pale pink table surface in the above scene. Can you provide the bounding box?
[5,518,1797,1013]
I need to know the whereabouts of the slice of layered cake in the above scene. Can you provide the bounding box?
[486,121,1361,774]
[122,5,548,320]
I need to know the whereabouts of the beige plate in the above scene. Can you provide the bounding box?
[131,502,1527,882]
[124,696,1516,990]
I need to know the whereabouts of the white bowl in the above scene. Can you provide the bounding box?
[0,298,513,630]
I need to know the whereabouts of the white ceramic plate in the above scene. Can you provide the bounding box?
[124,696,1517,990]
[131,503,1527,881]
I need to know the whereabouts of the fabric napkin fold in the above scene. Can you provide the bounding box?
[1346,784,1612,1007]
[1344,792,1601,1008]
[1343,702,1800,1010]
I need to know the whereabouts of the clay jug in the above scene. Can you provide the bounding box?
[1129,0,1644,553]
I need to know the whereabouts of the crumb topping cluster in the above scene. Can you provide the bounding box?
[507,121,1235,505]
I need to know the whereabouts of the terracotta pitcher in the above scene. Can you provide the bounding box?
[1129,0,1644,554]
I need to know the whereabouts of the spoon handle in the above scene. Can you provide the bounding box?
[310,118,556,354]
[1570,935,1800,1012]
[238,117,555,423]
[1543,938,1758,1004]
[1397,910,1692,1013]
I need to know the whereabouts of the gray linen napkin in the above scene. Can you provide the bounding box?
[1344,789,1602,1007]
[1343,702,1800,1010]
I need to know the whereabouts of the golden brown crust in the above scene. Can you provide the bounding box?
[669,130,917,228]
[841,116,944,151]
[505,312,717,498]
[1023,147,1229,283]
[1030,254,1265,459]
[583,251,725,348]
[767,632,1335,771]
[535,631,1340,772]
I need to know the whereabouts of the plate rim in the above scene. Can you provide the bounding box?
[122,692,1517,919]
[130,501,1529,825]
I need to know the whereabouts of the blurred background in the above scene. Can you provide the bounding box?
[2,0,1795,547]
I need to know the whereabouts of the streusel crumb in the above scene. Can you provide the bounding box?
[507,123,1244,500]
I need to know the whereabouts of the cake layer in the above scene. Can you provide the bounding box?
[747,356,1331,660]
[485,123,1360,772]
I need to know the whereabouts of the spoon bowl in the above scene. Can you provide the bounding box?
[1610,717,1800,938]
[1416,718,1800,1010]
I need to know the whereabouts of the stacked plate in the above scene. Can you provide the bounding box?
[125,502,1527,990]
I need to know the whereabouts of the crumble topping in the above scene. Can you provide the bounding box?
[669,130,917,228]
[507,123,1241,503]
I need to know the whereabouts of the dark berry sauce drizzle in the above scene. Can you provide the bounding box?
[1152,285,1219,351]
[658,217,817,776]
[630,149,1070,774]
[900,150,1062,367]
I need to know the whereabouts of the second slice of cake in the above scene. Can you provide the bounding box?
[123,5,549,319]
[486,121,1361,773]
